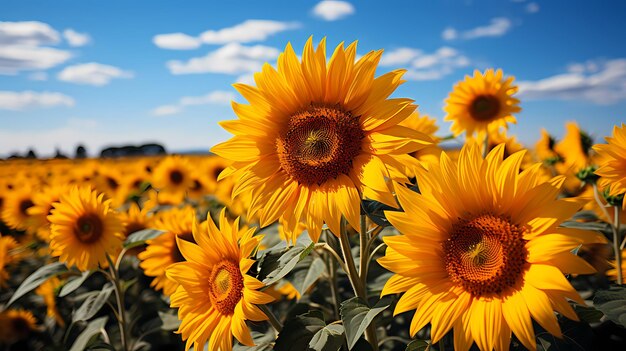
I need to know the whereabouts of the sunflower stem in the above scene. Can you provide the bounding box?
[338,218,363,297]
[613,206,623,284]
[258,304,283,333]
[593,184,612,222]
[106,254,129,351]
[324,230,341,320]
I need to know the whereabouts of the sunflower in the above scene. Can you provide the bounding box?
[35,276,65,327]
[166,209,274,351]
[607,249,626,282]
[138,206,195,296]
[27,184,69,242]
[212,37,430,242]
[120,202,153,239]
[444,69,520,141]
[399,112,442,172]
[555,122,594,194]
[48,186,124,271]
[203,155,232,194]
[534,129,560,164]
[0,235,21,287]
[0,309,38,345]
[1,183,36,235]
[152,156,195,202]
[594,123,626,208]
[378,144,605,351]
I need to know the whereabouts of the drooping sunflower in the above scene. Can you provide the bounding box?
[0,309,38,345]
[0,235,21,287]
[35,276,65,327]
[166,210,274,351]
[534,129,560,164]
[138,206,195,296]
[48,186,124,271]
[594,123,626,208]
[212,37,430,241]
[444,69,520,141]
[378,144,605,351]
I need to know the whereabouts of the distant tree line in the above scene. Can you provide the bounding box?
[3,143,167,160]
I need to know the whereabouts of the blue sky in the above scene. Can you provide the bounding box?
[1,0,625,157]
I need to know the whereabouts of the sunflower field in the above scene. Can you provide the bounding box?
[1,38,626,351]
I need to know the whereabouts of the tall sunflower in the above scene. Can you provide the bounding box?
[48,186,124,271]
[0,309,38,345]
[0,235,21,287]
[151,156,195,202]
[166,210,274,351]
[444,69,520,141]
[378,144,605,351]
[594,123,626,208]
[1,183,36,235]
[138,206,195,296]
[212,37,430,242]
[27,184,69,242]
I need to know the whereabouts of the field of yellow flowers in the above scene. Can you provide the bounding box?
[1,38,625,351]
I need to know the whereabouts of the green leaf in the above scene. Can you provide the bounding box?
[158,310,181,331]
[309,324,344,351]
[124,228,166,249]
[60,271,92,297]
[573,304,604,324]
[7,261,67,306]
[340,297,392,350]
[69,316,108,351]
[87,342,117,351]
[560,220,612,234]
[593,285,626,327]
[274,311,326,351]
[362,200,397,227]
[536,315,594,351]
[258,241,315,285]
[285,256,326,296]
[72,283,114,323]
[406,340,430,351]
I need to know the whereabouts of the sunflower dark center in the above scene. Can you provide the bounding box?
[208,259,244,315]
[74,213,104,244]
[277,104,364,186]
[469,95,501,122]
[19,199,34,216]
[169,170,184,185]
[212,167,225,181]
[11,317,32,336]
[443,214,527,297]
[106,177,119,190]
[170,231,195,263]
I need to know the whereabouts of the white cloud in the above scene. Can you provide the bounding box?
[57,62,134,86]
[0,90,74,110]
[167,43,279,75]
[152,90,236,116]
[517,58,626,104]
[312,1,355,21]
[379,48,422,66]
[152,105,182,116]
[153,32,201,50]
[153,20,298,50]
[27,72,48,81]
[443,17,512,41]
[380,46,470,81]
[63,29,91,47]
[0,21,60,46]
[526,2,540,13]
[441,27,457,40]
[200,20,299,44]
[0,21,72,74]
[235,73,255,85]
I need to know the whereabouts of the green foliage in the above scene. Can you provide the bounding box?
[72,283,114,323]
[285,255,326,296]
[340,296,392,349]
[405,340,430,351]
[274,310,344,351]
[69,316,109,351]
[593,285,626,327]
[60,270,93,297]
[258,240,315,285]
[123,228,166,249]
[7,261,67,306]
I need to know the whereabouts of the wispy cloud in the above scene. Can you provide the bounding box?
[0,21,72,74]
[166,43,279,75]
[517,59,626,104]
[0,90,75,110]
[442,17,512,41]
[63,29,91,47]
[525,2,540,13]
[152,90,236,116]
[27,72,48,81]
[153,20,299,50]
[380,46,470,80]
[57,63,134,86]
[312,1,355,21]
